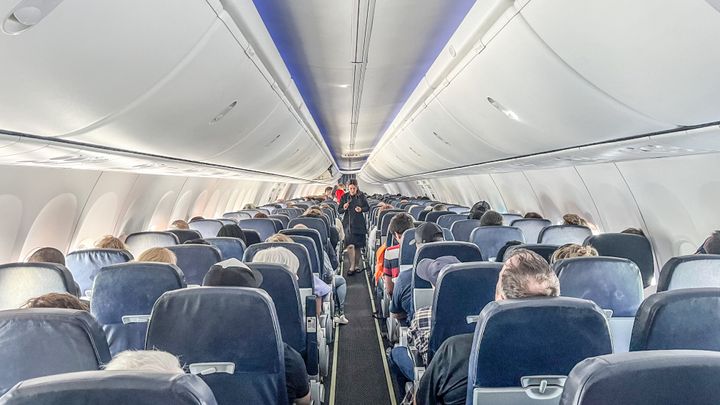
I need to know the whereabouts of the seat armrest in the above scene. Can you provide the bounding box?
[305,295,319,376]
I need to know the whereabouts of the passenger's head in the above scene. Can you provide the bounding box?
[324,186,333,196]
[562,213,588,226]
[469,201,491,220]
[550,243,598,265]
[389,213,415,241]
[415,222,444,249]
[621,227,645,236]
[189,216,204,222]
[170,219,189,230]
[254,212,268,219]
[432,204,448,212]
[217,224,246,242]
[203,258,263,288]
[701,231,720,255]
[303,208,322,218]
[184,238,209,245]
[137,247,176,265]
[480,210,503,227]
[104,350,184,374]
[496,249,559,301]
[95,235,128,251]
[253,247,299,278]
[266,233,293,243]
[293,224,308,230]
[22,292,89,311]
[524,212,543,219]
[348,179,358,195]
[26,247,65,266]
[243,203,257,210]
[416,256,460,287]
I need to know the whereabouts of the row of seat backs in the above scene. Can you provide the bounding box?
[0,262,81,310]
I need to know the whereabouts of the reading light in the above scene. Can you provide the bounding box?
[487,97,519,121]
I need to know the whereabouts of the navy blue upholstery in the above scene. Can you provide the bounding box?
[584,233,655,288]
[244,242,313,289]
[380,211,404,238]
[418,210,430,221]
[503,243,559,262]
[657,254,720,292]
[270,219,284,233]
[288,217,329,248]
[429,262,502,360]
[66,248,132,296]
[146,288,287,405]
[216,218,237,226]
[242,230,262,246]
[275,208,302,220]
[0,309,111,395]
[280,228,324,274]
[556,257,643,317]
[630,288,720,351]
[469,226,525,261]
[238,219,277,241]
[168,229,204,244]
[283,235,321,275]
[399,228,418,268]
[189,220,224,239]
[125,231,179,257]
[560,350,720,405]
[538,225,592,245]
[0,263,80,310]
[222,211,251,221]
[91,262,185,355]
[409,206,424,220]
[468,298,612,402]
[269,214,290,228]
[510,218,551,245]
[501,213,523,226]
[426,211,453,224]
[437,214,467,230]
[0,371,217,405]
[413,242,483,289]
[166,245,222,286]
[205,237,246,261]
[450,219,483,242]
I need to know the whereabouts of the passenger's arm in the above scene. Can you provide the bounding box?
[383,274,395,295]
[337,195,347,214]
[284,344,311,405]
[295,393,311,405]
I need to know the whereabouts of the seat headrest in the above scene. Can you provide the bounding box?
[469,226,525,260]
[560,350,720,405]
[657,254,720,292]
[556,257,643,317]
[0,262,80,309]
[288,217,328,242]
[125,232,179,257]
[243,242,312,288]
[238,219,278,241]
[630,288,720,351]
[188,220,224,239]
[469,297,611,392]
[204,237,246,261]
[165,245,221,286]
[585,233,654,287]
[65,249,133,294]
[538,225,592,245]
[0,371,217,405]
[167,229,203,244]
[449,219,483,242]
[414,242,483,289]
[0,309,111,395]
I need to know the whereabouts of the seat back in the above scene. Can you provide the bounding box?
[448,206,470,214]
[216,218,237,226]
[0,263,80,310]
[237,219,277,241]
[501,213,523,226]
[437,214,467,230]
[426,211,453,224]
[469,226,525,261]
[166,245,222,286]
[0,371,217,405]
[222,211,251,221]
[65,249,133,296]
[559,350,720,405]
[146,288,288,405]
[283,235,321,275]
[468,298,612,405]
[503,244,559,263]
[399,228,418,270]
[280,228,324,274]
[125,231,179,257]
[380,210,404,239]
[450,219,483,242]
[510,219,552,244]
[288,218,329,247]
[167,229,203,244]
[408,206,425,220]
[630,288,720,351]
[188,220,224,238]
[413,242,483,309]
[0,309,111,395]
[244,242,313,289]
[556,257,643,352]
[418,210,430,221]
[91,262,185,355]
[584,233,655,287]
[205,237,246,261]
[657,254,720,292]
[429,262,502,360]
[242,230,262,246]
[274,208,302,220]
[539,225,593,245]
[269,214,290,228]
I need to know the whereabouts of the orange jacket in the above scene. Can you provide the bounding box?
[374,244,387,283]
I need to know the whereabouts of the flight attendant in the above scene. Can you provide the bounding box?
[338,179,369,275]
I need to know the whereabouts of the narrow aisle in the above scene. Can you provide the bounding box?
[332,266,395,405]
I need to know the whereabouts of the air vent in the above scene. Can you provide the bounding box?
[3,0,63,35]
[432,131,450,146]
[210,100,238,125]
[264,134,281,147]
[487,97,520,121]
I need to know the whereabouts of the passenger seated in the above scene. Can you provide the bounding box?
[189,216,204,222]
[432,204,448,212]
[183,238,210,245]
[468,201,491,220]
[26,247,65,266]
[202,259,311,405]
[523,212,543,219]
[22,292,88,311]
[217,223,248,245]
[369,204,393,252]
[104,350,184,374]
[415,249,560,405]
[550,243,598,265]
[563,213,588,226]
[303,207,340,250]
[695,230,720,254]
[254,212,269,219]
[621,227,645,236]
[390,223,444,325]
[136,247,177,265]
[479,210,503,227]
[170,220,190,230]
[497,240,523,262]
[382,213,415,296]
[95,235,128,251]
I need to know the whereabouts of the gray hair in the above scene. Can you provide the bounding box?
[253,247,299,277]
[499,249,559,299]
[104,350,184,374]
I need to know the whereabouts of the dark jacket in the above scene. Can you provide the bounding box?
[338,192,370,235]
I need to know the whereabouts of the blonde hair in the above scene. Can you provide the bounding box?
[171,220,189,230]
[266,233,293,243]
[137,247,177,265]
[95,235,127,250]
[293,224,308,230]
[104,350,184,374]
[550,243,598,264]
[562,214,588,227]
[253,247,299,277]
[500,249,559,299]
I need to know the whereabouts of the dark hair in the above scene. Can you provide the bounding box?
[23,292,88,311]
[469,201,491,220]
[524,212,543,219]
[388,213,415,238]
[190,216,205,222]
[184,238,209,245]
[26,247,65,266]
[621,227,645,236]
[498,240,523,261]
[325,187,333,193]
[348,179,358,186]
[217,224,247,244]
[254,212,269,219]
[480,210,503,227]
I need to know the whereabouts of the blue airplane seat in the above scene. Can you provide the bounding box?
[288,218,329,249]
[244,242,313,290]
[167,229,203,244]
[124,231,179,257]
[501,213,523,226]
[269,214,290,228]
[426,211,453,224]
[469,226,525,261]
[656,254,720,292]
[538,225,592,245]
[282,235,321,276]
[413,242,483,310]
[503,244,559,263]
[66,248,133,296]
[0,262,81,310]
[205,237,246,261]
[238,219,280,241]
[242,230,262,246]
[280,228,324,275]
[437,214,467,230]
[450,219,483,242]
[510,219,552,247]
[584,233,654,288]
[409,206,425,220]
[188,219,224,239]
[166,245,221,286]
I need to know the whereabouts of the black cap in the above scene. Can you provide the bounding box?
[416,222,444,244]
[202,258,264,288]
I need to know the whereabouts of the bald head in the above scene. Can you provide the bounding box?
[495,249,559,301]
